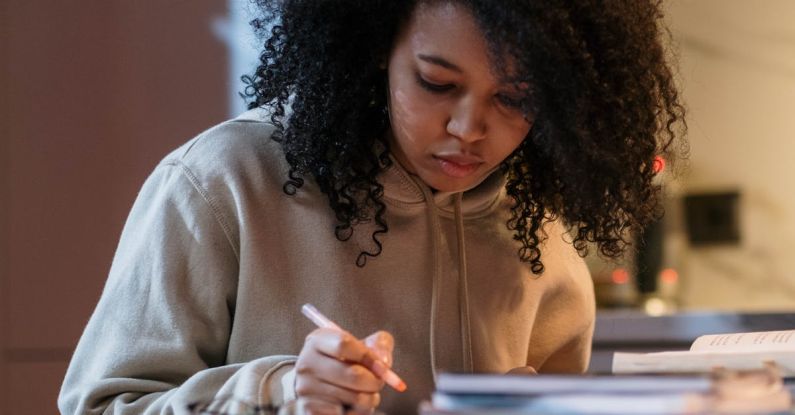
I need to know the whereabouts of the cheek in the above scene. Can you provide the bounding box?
[390,86,444,146]
[492,124,531,160]
[390,87,421,143]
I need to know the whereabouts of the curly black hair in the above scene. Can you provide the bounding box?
[242,0,687,274]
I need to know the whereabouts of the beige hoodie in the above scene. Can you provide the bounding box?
[58,111,595,414]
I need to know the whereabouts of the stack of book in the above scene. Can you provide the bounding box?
[420,329,795,414]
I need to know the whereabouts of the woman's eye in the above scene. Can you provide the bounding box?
[416,75,454,93]
[496,94,523,111]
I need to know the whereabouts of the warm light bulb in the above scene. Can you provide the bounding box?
[653,156,666,174]
[611,268,630,284]
[660,268,678,284]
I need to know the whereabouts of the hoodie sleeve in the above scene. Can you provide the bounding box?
[531,220,596,374]
[537,317,595,373]
[58,159,297,414]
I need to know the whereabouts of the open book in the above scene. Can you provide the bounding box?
[613,329,795,375]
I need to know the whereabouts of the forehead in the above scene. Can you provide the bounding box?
[408,3,483,48]
[398,1,512,79]
[402,2,495,74]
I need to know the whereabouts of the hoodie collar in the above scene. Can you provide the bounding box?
[379,155,506,217]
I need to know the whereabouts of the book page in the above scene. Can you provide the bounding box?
[612,350,795,376]
[690,330,795,353]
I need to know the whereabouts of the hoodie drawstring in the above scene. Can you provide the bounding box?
[454,193,474,372]
[423,189,444,381]
[416,183,474,380]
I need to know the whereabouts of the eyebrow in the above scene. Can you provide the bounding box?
[417,53,463,73]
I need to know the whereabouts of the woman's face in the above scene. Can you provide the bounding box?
[386,2,533,192]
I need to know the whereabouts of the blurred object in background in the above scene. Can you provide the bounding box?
[684,191,741,246]
[634,155,686,315]
[590,231,681,315]
[635,216,680,316]
[590,155,683,313]
[635,157,668,297]
[636,218,664,297]
[591,173,746,314]
[592,264,639,309]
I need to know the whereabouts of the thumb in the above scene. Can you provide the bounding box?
[506,366,537,375]
[363,330,394,367]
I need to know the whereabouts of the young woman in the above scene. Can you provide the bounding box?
[59,0,685,414]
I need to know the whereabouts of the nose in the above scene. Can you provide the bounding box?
[446,96,487,143]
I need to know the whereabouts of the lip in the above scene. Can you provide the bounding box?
[435,153,485,165]
[432,154,484,178]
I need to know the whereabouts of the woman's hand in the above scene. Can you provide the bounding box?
[506,366,537,375]
[295,329,395,414]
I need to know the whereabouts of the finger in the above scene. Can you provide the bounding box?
[307,328,372,364]
[297,346,384,392]
[295,376,381,411]
[506,365,538,375]
[363,331,395,367]
[305,328,392,388]
[294,397,343,415]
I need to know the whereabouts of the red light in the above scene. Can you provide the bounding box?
[653,156,666,174]
[611,268,630,284]
[660,268,678,284]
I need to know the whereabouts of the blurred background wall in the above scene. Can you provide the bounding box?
[1,1,229,413]
[1,0,795,414]
[663,0,795,310]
